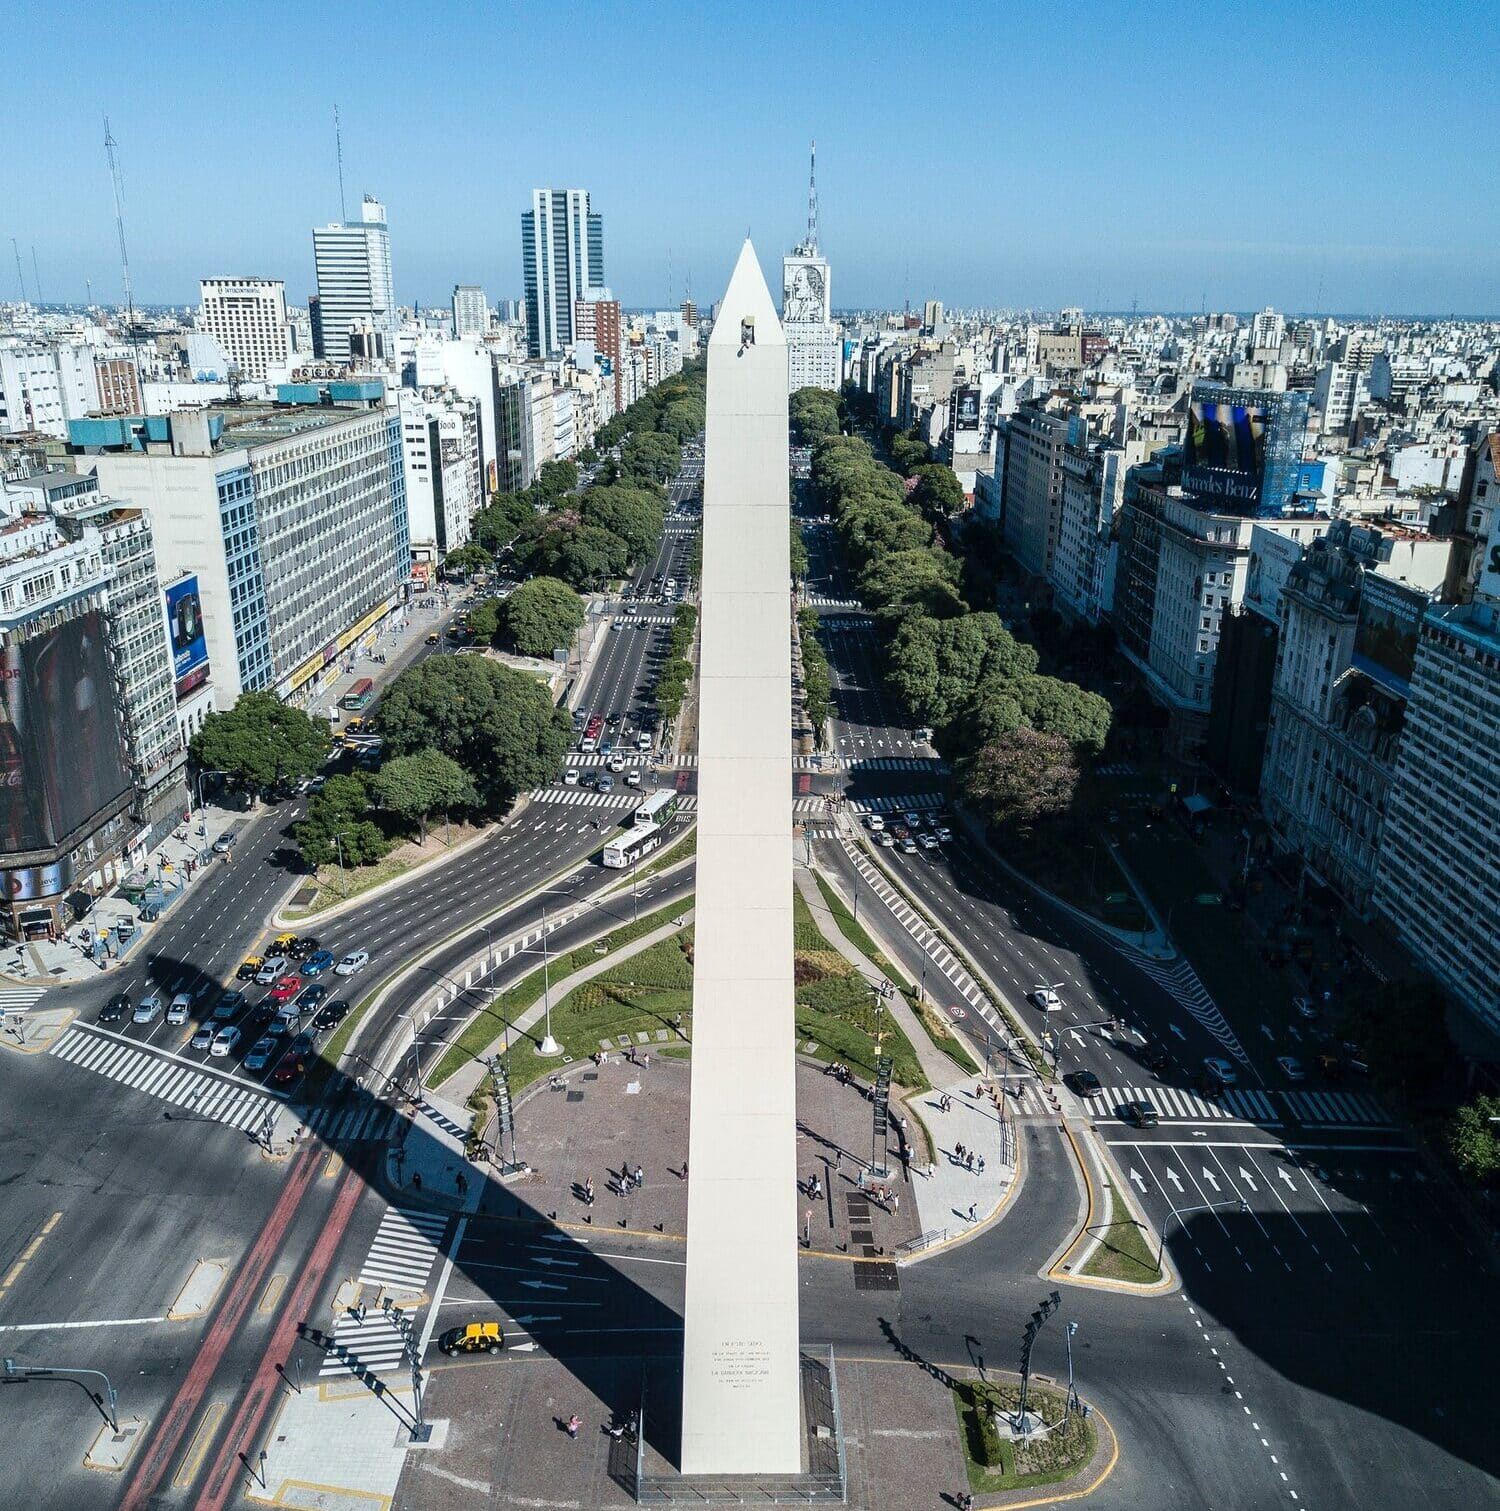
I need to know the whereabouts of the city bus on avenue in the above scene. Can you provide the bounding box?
[603,823,664,869]
[633,789,679,829]
[340,677,375,712]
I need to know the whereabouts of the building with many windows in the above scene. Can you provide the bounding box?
[398,387,481,564]
[522,189,604,359]
[198,279,290,381]
[311,197,396,364]
[1374,600,1500,1036]
[76,390,409,712]
[451,285,489,339]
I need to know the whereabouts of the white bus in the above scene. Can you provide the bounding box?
[633,789,679,829]
[603,823,664,869]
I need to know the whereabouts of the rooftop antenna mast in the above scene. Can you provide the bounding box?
[805,140,819,254]
[31,246,42,308]
[334,103,347,223]
[11,239,26,303]
[104,116,142,384]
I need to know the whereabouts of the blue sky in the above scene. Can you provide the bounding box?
[9,0,1497,315]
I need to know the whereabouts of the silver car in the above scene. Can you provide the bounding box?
[243,1035,277,1072]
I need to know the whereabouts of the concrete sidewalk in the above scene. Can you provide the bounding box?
[907,1080,1020,1251]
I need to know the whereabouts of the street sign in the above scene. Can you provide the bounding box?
[1195,893,1223,906]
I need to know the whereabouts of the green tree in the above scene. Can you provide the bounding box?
[535,459,579,501]
[293,774,393,869]
[789,387,841,443]
[514,513,629,588]
[580,485,664,561]
[369,749,476,840]
[658,396,706,444]
[577,446,598,465]
[498,576,586,657]
[472,493,535,552]
[465,596,503,643]
[789,522,810,580]
[443,543,492,578]
[888,432,930,475]
[190,691,330,790]
[859,548,964,619]
[911,463,965,517]
[884,612,1037,727]
[1015,674,1113,754]
[962,727,1081,829]
[621,430,680,483]
[377,655,571,809]
[1449,1096,1500,1183]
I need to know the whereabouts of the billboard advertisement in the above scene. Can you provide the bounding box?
[1243,527,1304,621]
[1183,399,1268,512]
[954,386,981,431]
[1478,535,1500,604]
[0,611,133,855]
[1352,574,1425,696]
[164,575,210,700]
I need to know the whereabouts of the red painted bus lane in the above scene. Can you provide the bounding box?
[118,1148,320,1511]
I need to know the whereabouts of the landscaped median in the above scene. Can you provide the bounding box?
[953,1374,1114,1501]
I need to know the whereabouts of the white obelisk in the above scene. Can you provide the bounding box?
[679,241,801,1475]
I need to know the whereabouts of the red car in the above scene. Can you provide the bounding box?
[271,1049,306,1086]
[269,974,301,1003]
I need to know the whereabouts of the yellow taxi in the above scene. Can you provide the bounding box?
[438,1320,504,1356]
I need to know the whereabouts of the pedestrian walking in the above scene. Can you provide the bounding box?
[966,1151,975,1173]
[411,1171,422,1192]
[890,1192,899,1215]
[955,1141,966,1163]
[566,1414,581,1439]
[976,1155,985,1175]
[967,1202,978,1223]
[632,1164,644,1188]
[456,1172,468,1196]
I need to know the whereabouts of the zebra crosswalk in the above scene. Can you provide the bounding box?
[848,792,944,814]
[803,595,863,609]
[320,1207,451,1379]
[304,1100,405,1143]
[1080,1083,1393,1128]
[1083,1084,1279,1124]
[1094,761,1137,777]
[529,788,699,812]
[796,755,947,773]
[565,752,697,767]
[48,1025,276,1131]
[0,984,47,1013]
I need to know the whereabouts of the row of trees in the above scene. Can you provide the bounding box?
[656,604,696,723]
[790,386,841,445]
[797,607,831,743]
[809,420,1111,830]
[466,575,586,659]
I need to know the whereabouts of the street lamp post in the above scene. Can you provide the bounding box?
[331,833,349,898]
[1156,1198,1250,1270]
[537,896,561,1056]
[1064,1321,1080,1418]
[4,1358,119,1434]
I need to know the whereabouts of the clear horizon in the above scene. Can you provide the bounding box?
[5,0,1497,317]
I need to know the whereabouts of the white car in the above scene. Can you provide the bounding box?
[563,768,580,786]
[875,831,895,848]
[636,732,652,750]
[256,955,290,984]
[624,769,642,787]
[865,814,886,832]
[903,811,925,830]
[167,992,194,1026]
[608,754,626,773]
[1029,986,1064,1012]
[189,1022,215,1052]
[1204,1056,1239,1086]
[1276,1055,1306,1081]
[334,950,369,976]
[918,833,939,851]
[211,1025,243,1058]
[934,826,953,842]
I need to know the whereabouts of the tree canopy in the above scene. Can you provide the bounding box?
[1449,1095,1500,1184]
[293,773,393,869]
[790,387,841,444]
[377,655,571,810]
[534,459,579,501]
[190,691,329,789]
[369,749,476,840]
[443,543,492,578]
[579,485,664,562]
[513,512,629,588]
[621,430,680,484]
[910,462,965,517]
[472,492,536,553]
[962,728,1082,830]
[498,576,586,658]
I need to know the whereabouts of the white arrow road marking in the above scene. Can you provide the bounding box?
[1201,1168,1221,1192]
[1166,1169,1184,1193]
[1237,1167,1259,1192]
[519,1279,567,1291]
[529,1255,578,1268]
[1170,1023,1186,1039]
[1129,1168,1148,1193]
[509,1342,541,1352]
[538,1233,587,1245]
[1069,1031,1085,1047]
[1279,1168,1297,1189]
[1259,1023,1274,1041]
[510,1315,563,1325]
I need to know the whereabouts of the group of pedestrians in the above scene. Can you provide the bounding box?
[951,1140,984,1175]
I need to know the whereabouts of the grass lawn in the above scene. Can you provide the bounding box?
[953,1377,1096,1493]
[811,872,895,974]
[1118,823,1281,1031]
[1080,1181,1162,1284]
[999,824,1148,934]
[429,899,688,1087]
[286,852,412,918]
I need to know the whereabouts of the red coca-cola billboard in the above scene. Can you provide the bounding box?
[0,611,132,856]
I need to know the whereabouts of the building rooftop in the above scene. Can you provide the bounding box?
[1425,600,1500,653]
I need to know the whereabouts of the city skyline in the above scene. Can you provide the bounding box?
[4,0,1496,317]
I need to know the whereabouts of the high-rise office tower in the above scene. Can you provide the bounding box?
[521,190,604,359]
[451,284,489,339]
[198,278,289,380]
[311,196,396,364]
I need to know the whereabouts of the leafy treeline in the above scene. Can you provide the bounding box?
[809,421,1110,829]
[656,603,697,723]
[464,357,706,592]
[790,386,841,445]
[797,607,831,743]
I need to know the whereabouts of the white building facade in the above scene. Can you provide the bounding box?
[311,196,396,364]
[198,278,290,380]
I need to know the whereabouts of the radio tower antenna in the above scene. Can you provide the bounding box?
[103,116,142,381]
[11,239,26,303]
[31,246,43,308]
[805,140,819,255]
[334,103,348,222]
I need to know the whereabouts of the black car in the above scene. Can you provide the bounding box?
[100,992,131,1024]
[289,936,320,962]
[314,1000,351,1033]
[299,983,330,1011]
[1121,1099,1160,1128]
[1142,1045,1171,1075]
[288,1030,317,1059]
[1064,1070,1102,1096]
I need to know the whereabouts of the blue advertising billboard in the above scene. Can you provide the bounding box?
[1352,574,1425,696]
[164,575,210,700]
